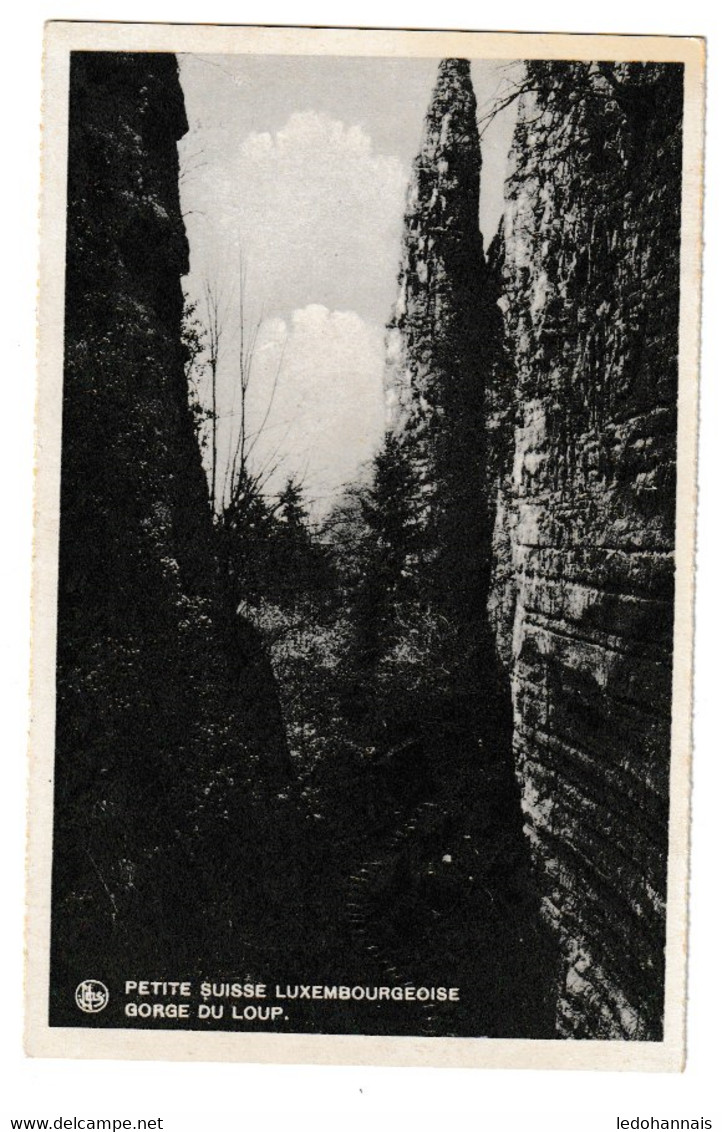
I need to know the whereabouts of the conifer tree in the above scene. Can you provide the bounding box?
[352,433,418,671]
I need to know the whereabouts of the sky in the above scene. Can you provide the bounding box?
[178,55,519,514]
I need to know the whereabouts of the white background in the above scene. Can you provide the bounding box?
[2,3,720,1130]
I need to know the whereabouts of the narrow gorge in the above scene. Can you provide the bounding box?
[50,50,683,1042]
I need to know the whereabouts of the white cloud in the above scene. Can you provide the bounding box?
[182,111,406,510]
[184,110,408,325]
[215,305,386,512]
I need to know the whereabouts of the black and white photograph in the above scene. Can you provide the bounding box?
[25,22,703,1069]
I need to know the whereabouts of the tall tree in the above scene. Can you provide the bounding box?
[353,433,419,671]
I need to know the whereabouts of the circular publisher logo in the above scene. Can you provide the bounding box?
[75,980,109,1014]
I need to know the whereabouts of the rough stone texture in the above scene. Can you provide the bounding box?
[383,59,509,743]
[52,53,290,1018]
[492,61,683,1039]
[371,59,557,1039]
[385,59,494,440]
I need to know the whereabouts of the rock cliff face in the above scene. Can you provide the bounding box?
[384,59,508,741]
[385,59,495,440]
[52,53,289,1016]
[492,61,683,1038]
[51,50,683,1041]
[373,58,556,1039]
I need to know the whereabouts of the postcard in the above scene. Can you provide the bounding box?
[26,21,704,1069]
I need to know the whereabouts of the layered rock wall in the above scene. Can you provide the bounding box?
[493,61,683,1038]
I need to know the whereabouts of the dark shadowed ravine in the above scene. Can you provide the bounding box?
[49,50,682,1044]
